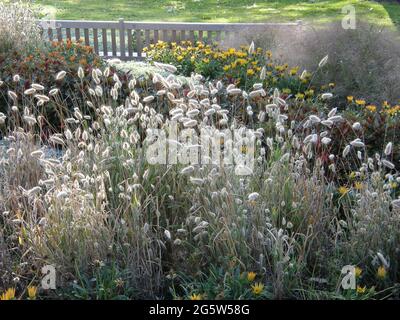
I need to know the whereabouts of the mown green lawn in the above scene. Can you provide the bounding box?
[35,0,400,26]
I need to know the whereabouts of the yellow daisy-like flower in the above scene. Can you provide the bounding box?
[355,266,362,278]
[251,282,264,295]
[354,182,364,191]
[356,286,366,294]
[366,105,377,113]
[247,69,255,76]
[289,67,299,76]
[247,272,256,282]
[0,288,16,300]
[190,293,203,300]
[347,96,354,103]
[338,186,350,196]
[377,266,387,279]
[27,286,37,300]
[355,99,366,106]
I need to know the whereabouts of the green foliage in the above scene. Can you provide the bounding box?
[170,265,272,300]
[64,263,136,300]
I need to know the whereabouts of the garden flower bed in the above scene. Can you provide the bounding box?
[1,1,400,301]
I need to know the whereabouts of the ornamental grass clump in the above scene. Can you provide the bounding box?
[0,60,399,299]
[0,1,42,54]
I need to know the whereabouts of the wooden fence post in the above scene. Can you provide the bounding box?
[119,18,126,59]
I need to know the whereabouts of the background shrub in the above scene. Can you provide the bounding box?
[0,40,105,133]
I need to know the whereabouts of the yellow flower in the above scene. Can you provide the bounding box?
[289,67,299,76]
[27,286,37,300]
[223,65,230,71]
[247,272,256,282]
[0,288,16,300]
[356,286,366,294]
[366,105,377,113]
[355,267,362,278]
[176,55,184,62]
[295,93,305,100]
[338,186,350,196]
[305,89,314,97]
[190,293,203,300]
[354,182,364,191]
[247,69,255,76]
[347,96,354,103]
[386,106,400,116]
[391,182,398,189]
[355,99,366,106]
[377,266,387,279]
[251,282,264,295]
[348,172,356,180]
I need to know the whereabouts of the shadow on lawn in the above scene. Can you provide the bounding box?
[381,1,400,29]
